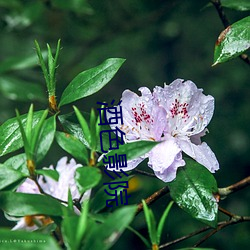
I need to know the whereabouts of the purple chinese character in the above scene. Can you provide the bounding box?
[99,127,125,153]
[97,100,123,126]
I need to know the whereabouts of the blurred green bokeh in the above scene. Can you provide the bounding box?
[0,0,249,249]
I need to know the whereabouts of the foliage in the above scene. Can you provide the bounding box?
[0,1,249,250]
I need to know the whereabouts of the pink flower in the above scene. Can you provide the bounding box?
[107,79,219,182]
[12,157,90,231]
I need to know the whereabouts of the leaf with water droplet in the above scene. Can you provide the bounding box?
[168,158,218,227]
[213,16,250,65]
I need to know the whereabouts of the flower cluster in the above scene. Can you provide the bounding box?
[11,157,90,231]
[108,79,219,182]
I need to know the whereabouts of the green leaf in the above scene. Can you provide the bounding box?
[56,131,89,164]
[75,167,102,194]
[4,153,28,175]
[221,0,250,11]
[142,200,157,245]
[89,108,97,150]
[73,106,91,147]
[0,164,27,190]
[0,191,65,216]
[36,169,59,181]
[52,0,93,14]
[59,58,125,106]
[83,205,136,250]
[90,175,133,213]
[0,228,60,250]
[97,140,159,166]
[62,215,80,250]
[157,201,174,244]
[0,111,44,157]
[30,109,48,157]
[0,76,46,102]
[168,159,218,227]
[127,226,151,248]
[0,51,47,74]
[213,16,250,65]
[62,200,89,250]
[36,116,56,162]
[76,200,89,248]
[58,113,90,149]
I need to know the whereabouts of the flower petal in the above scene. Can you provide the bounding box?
[179,139,219,173]
[39,157,82,201]
[16,178,40,194]
[154,79,214,136]
[108,88,167,141]
[106,154,146,172]
[148,137,185,182]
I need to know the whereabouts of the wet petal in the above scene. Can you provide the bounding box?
[179,139,219,173]
[108,88,167,141]
[106,155,146,172]
[41,157,82,201]
[148,137,185,182]
[16,178,40,194]
[154,79,214,136]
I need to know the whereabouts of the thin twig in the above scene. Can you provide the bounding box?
[159,224,211,249]
[218,206,235,218]
[134,169,157,178]
[218,176,250,198]
[160,216,250,249]
[193,216,250,247]
[211,0,250,66]
[136,186,169,215]
[33,177,68,204]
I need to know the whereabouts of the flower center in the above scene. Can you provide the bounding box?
[131,102,153,125]
[170,99,190,121]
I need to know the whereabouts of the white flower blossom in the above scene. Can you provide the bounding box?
[107,79,219,182]
[12,157,90,231]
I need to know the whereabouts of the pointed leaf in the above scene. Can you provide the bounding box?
[213,16,250,65]
[36,169,59,181]
[59,58,125,106]
[0,76,46,102]
[75,167,102,194]
[0,51,47,74]
[0,192,65,216]
[83,205,136,250]
[0,111,44,157]
[90,175,133,213]
[73,106,91,146]
[157,201,174,244]
[97,140,159,166]
[56,131,89,164]
[0,228,60,250]
[142,200,156,244]
[36,116,56,162]
[4,153,28,175]
[0,164,27,190]
[168,159,218,227]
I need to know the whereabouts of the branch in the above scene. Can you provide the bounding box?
[211,0,250,66]
[159,224,211,249]
[159,216,250,249]
[218,176,250,198]
[136,186,169,215]
[134,169,157,178]
[193,216,250,247]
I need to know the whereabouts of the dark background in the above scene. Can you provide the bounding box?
[0,0,249,249]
